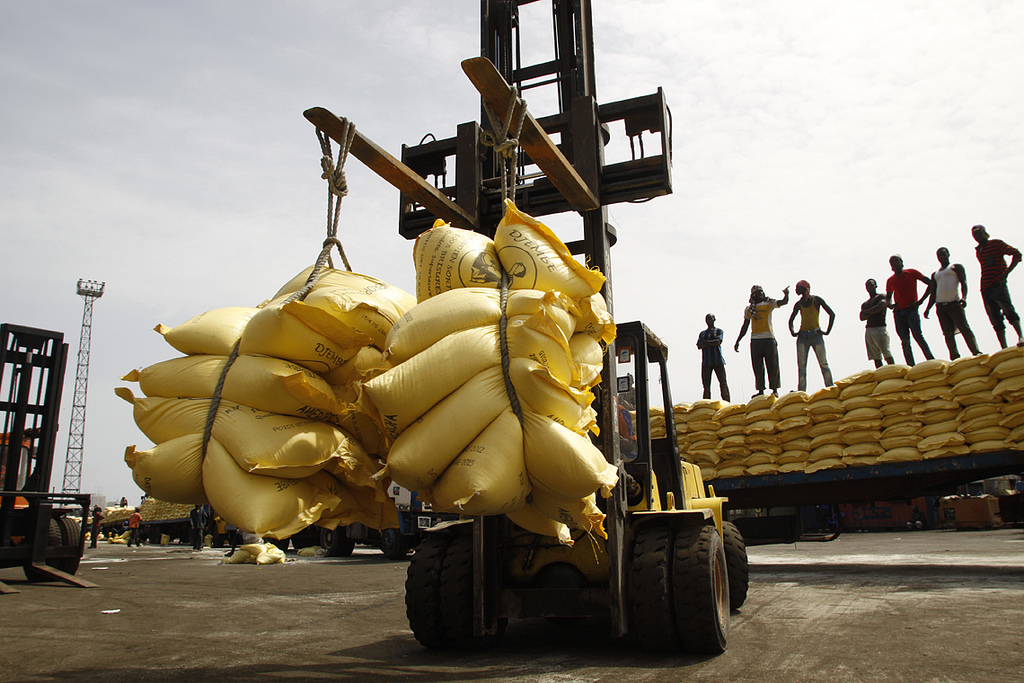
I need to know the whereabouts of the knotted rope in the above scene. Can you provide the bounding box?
[284,120,357,305]
[480,87,527,204]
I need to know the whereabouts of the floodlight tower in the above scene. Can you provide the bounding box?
[62,279,105,493]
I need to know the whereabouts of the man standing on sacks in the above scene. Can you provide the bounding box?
[787,280,835,392]
[734,284,789,398]
[923,247,982,360]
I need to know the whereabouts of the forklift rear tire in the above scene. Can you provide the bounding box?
[672,523,729,654]
[380,527,408,561]
[438,535,506,649]
[722,521,749,611]
[405,531,453,648]
[320,527,355,557]
[23,517,81,582]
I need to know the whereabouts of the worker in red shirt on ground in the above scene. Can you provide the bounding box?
[971,224,1023,348]
[127,507,143,547]
[885,254,934,366]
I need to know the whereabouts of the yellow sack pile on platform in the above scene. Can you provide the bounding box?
[119,267,414,540]
[364,200,616,545]
[658,347,1024,480]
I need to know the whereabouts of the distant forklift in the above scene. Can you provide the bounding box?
[0,324,94,594]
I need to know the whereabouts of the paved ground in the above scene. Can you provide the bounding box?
[1,528,1022,683]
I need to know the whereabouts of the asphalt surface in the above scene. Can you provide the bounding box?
[1,528,1022,683]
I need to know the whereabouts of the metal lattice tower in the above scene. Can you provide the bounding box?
[62,279,105,493]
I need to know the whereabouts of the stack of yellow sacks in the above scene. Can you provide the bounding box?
[363,199,617,545]
[118,267,414,540]
[138,498,193,523]
[653,346,1024,481]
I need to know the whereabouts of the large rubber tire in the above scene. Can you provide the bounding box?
[23,517,81,582]
[405,532,453,648]
[673,524,730,654]
[438,535,506,649]
[320,527,355,557]
[290,525,320,551]
[380,527,408,561]
[722,521,749,611]
[629,525,678,652]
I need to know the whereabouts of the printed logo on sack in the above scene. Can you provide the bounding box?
[495,246,536,289]
[458,250,502,288]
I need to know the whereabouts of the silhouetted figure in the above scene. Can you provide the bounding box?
[788,280,835,392]
[885,255,934,366]
[924,247,981,360]
[734,285,790,397]
[972,224,1023,348]
[697,313,730,402]
[860,279,895,368]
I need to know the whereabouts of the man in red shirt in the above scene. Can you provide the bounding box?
[885,254,934,366]
[972,225,1023,348]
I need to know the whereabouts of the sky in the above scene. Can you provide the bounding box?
[3,1,1023,504]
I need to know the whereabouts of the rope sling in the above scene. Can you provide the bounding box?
[200,118,360,460]
[481,88,528,426]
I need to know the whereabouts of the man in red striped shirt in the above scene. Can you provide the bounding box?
[972,224,1023,348]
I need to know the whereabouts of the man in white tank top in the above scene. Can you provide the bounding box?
[924,247,981,359]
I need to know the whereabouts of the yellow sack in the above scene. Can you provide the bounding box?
[494,199,605,299]
[117,390,376,480]
[872,364,910,381]
[322,346,388,386]
[573,293,616,346]
[384,367,510,491]
[918,432,967,451]
[523,411,618,501]
[905,359,949,381]
[528,489,605,535]
[506,505,572,545]
[239,300,367,375]
[992,356,1024,379]
[878,447,923,463]
[510,358,596,435]
[123,354,340,422]
[385,288,577,364]
[425,409,530,516]
[287,281,411,351]
[202,443,342,538]
[222,549,256,564]
[316,478,400,532]
[838,381,877,399]
[155,306,258,356]
[569,333,605,389]
[124,435,209,505]
[413,222,502,302]
[363,326,501,439]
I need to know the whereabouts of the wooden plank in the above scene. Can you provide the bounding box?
[461,57,600,212]
[303,107,479,231]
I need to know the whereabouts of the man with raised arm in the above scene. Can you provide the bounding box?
[972,224,1023,348]
[734,284,789,398]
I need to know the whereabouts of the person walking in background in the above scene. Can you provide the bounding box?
[89,505,104,549]
[190,504,208,551]
[788,280,835,392]
[972,224,1023,348]
[127,507,143,547]
[924,247,981,360]
[697,313,730,402]
[885,254,934,366]
[861,278,896,368]
[734,284,790,398]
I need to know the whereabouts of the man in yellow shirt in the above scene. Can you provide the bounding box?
[787,280,835,392]
[734,284,790,398]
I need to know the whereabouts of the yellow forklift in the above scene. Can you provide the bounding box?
[307,0,747,652]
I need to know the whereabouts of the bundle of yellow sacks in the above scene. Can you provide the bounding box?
[364,199,617,545]
[223,542,287,565]
[117,266,413,539]
[118,199,616,546]
[652,346,1024,481]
